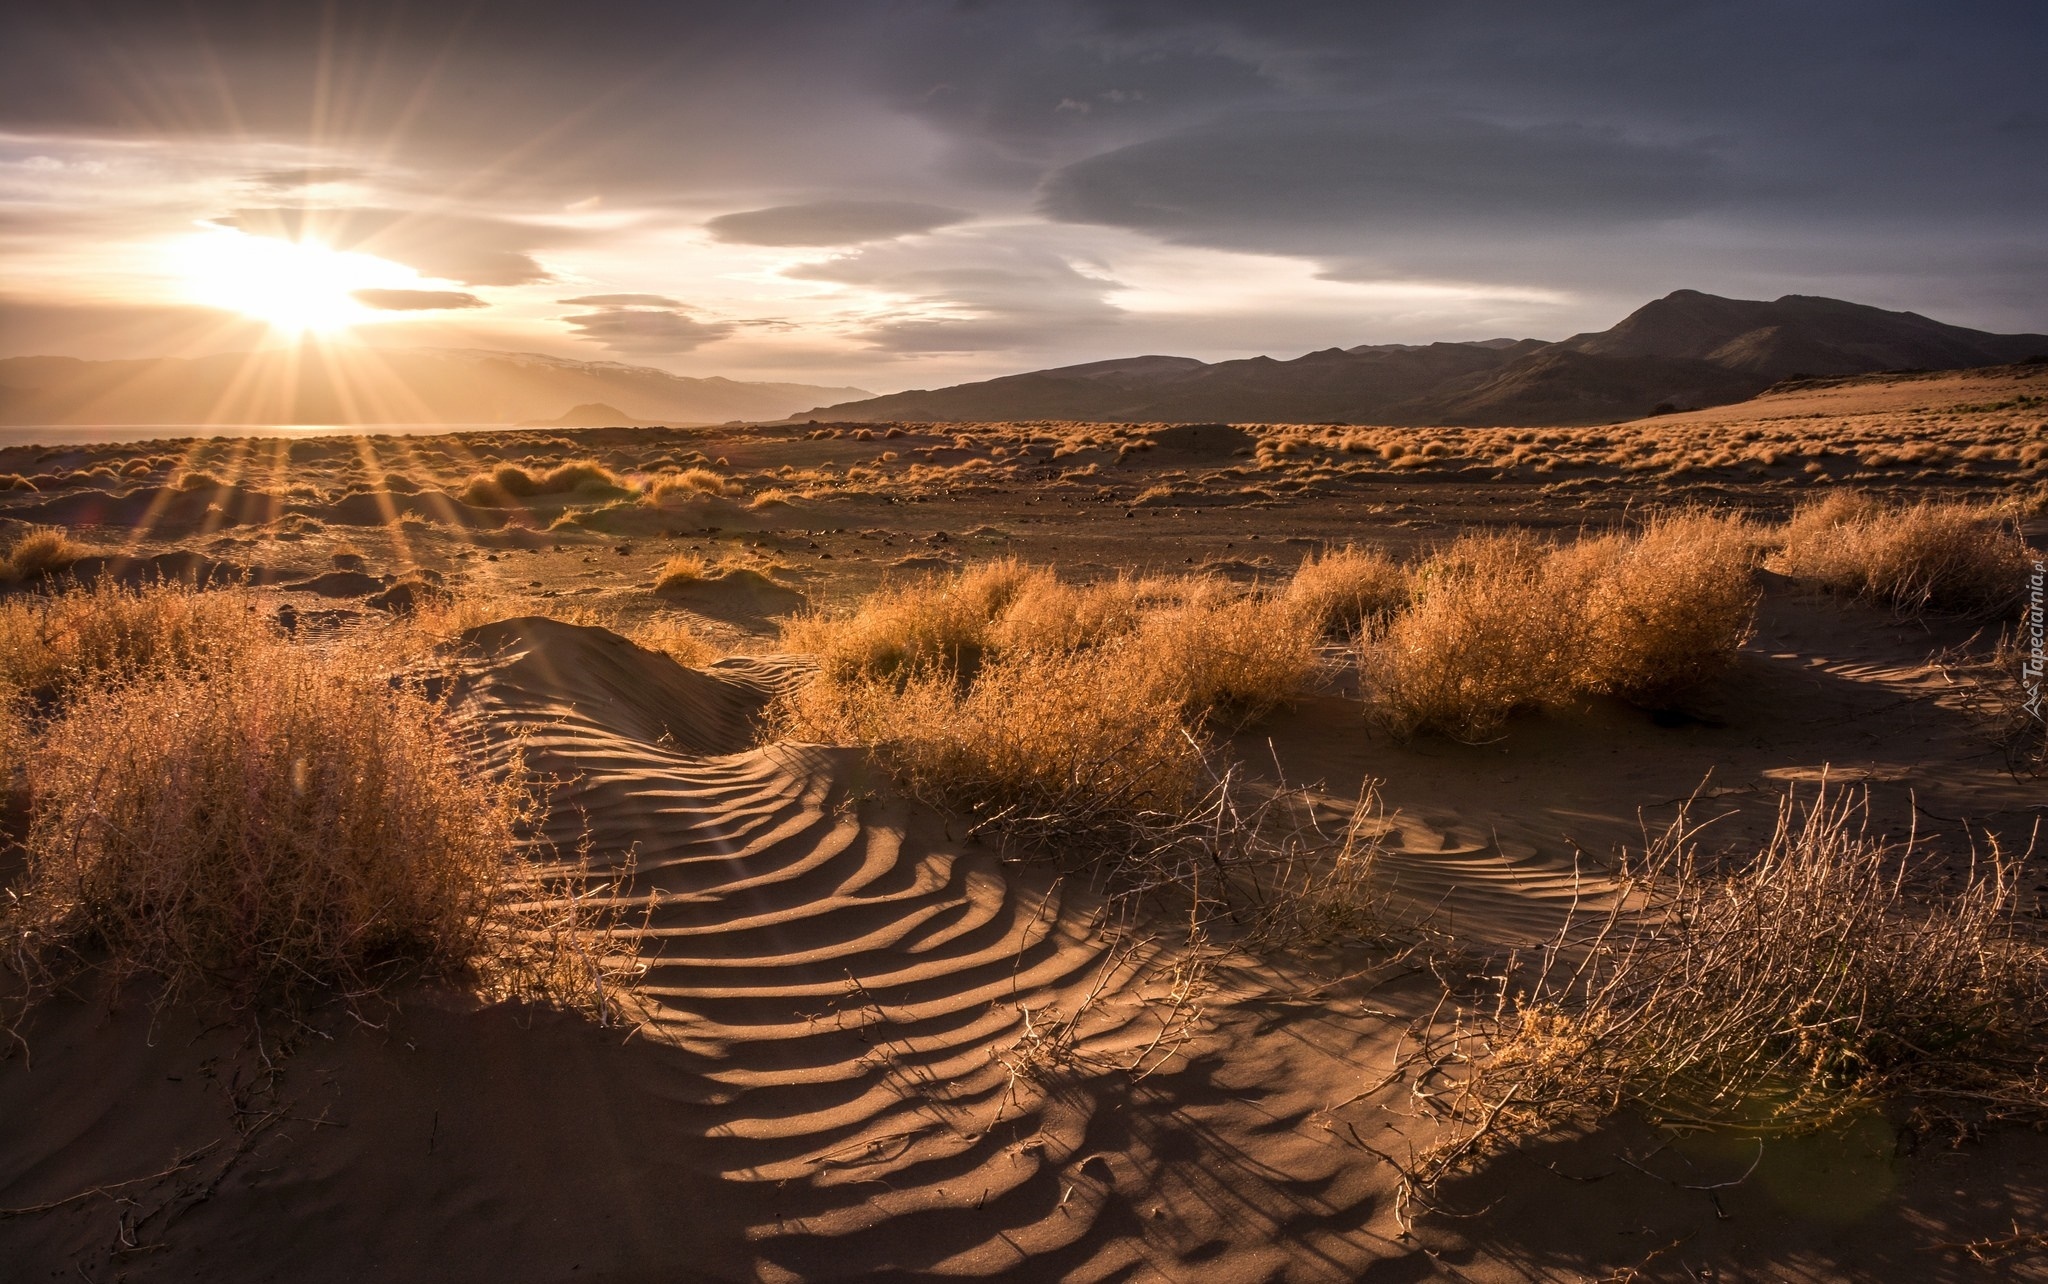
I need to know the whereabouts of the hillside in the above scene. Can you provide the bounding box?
[0,348,870,427]
[800,290,2048,426]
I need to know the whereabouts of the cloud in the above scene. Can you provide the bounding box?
[352,288,485,311]
[556,293,683,307]
[706,200,972,246]
[3,2,2047,367]
[212,207,569,285]
[1040,110,1723,253]
[561,302,734,355]
[787,232,1123,352]
[246,166,366,190]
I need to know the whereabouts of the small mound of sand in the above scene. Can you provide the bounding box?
[888,553,957,571]
[58,550,279,589]
[453,616,784,754]
[366,578,445,614]
[284,570,388,598]
[653,566,806,624]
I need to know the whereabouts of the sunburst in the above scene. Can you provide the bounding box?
[173,225,418,335]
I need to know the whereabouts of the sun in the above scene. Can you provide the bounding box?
[174,226,419,334]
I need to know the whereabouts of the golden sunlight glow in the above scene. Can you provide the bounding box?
[173,226,421,334]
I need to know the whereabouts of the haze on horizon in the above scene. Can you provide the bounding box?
[1,0,2042,397]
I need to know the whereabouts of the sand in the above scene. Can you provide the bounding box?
[2,367,2046,1280]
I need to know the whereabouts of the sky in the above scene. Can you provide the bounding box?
[0,0,2042,392]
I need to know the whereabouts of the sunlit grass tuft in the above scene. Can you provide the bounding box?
[1773,491,2029,616]
[3,526,91,582]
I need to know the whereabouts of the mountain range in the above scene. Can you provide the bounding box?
[799,290,2048,426]
[0,348,869,427]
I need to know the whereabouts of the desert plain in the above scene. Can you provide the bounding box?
[0,361,2045,1282]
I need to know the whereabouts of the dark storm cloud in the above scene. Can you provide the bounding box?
[1040,111,1722,248]
[3,0,2045,347]
[706,202,972,247]
[213,208,565,286]
[352,288,485,311]
[561,303,734,355]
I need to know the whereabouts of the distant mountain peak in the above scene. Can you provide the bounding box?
[797,289,2048,428]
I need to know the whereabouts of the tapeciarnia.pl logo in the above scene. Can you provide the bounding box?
[2025,557,2045,723]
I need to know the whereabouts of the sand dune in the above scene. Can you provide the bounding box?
[439,617,1401,1278]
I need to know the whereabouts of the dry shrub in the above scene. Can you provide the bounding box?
[627,614,720,668]
[1365,517,1760,737]
[1574,511,1759,703]
[1239,786,1396,952]
[786,562,1318,726]
[772,647,1201,851]
[0,686,30,803]
[3,526,89,582]
[459,466,531,507]
[1939,628,2048,777]
[1774,491,2029,616]
[771,563,1329,863]
[537,459,622,493]
[0,580,267,696]
[1421,789,2047,1185]
[989,573,1144,656]
[1362,532,1581,740]
[654,552,710,589]
[782,558,1038,681]
[459,460,623,507]
[1133,591,1320,729]
[18,642,527,1000]
[645,468,736,502]
[1285,544,1409,638]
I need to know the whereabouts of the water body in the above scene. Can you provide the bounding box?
[0,423,520,450]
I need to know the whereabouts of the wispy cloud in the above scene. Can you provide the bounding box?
[353,288,485,311]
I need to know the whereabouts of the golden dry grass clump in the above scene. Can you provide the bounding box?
[785,559,1318,724]
[0,687,29,803]
[1283,544,1409,639]
[773,648,1201,848]
[460,458,626,507]
[626,614,721,668]
[1360,532,1583,740]
[2,525,89,582]
[1773,490,2030,616]
[643,467,738,502]
[773,560,1326,852]
[18,640,532,1000]
[653,552,711,589]
[987,572,1145,657]
[0,579,268,697]
[1133,590,1319,728]
[781,557,1038,682]
[1362,514,1759,739]
[1428,789,2048,1184]
[1573,510,1761,703]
